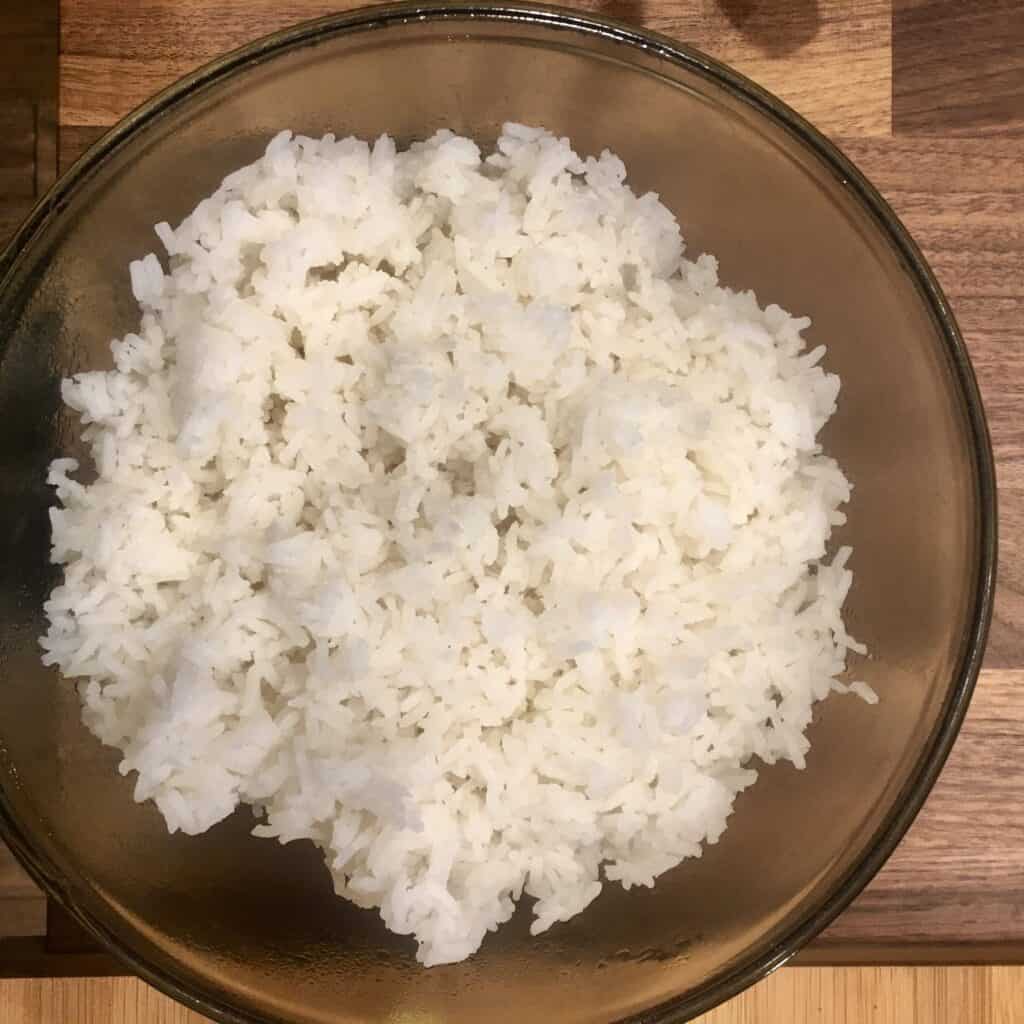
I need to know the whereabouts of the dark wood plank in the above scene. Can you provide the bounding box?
[0,0,58,223]
[0,199,36,247]
[0,20,58,99]
[0,99,37,199]
[59,0,891,134]
[894,0,1024,135]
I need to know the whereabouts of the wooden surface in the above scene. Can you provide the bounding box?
[4,967,1024,1024]
[0,3,56,239]
[893,0,1024,135]
[2,0,1024,1016]
[57,0,893,134]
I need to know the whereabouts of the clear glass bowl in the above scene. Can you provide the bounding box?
[0,4,996,1022]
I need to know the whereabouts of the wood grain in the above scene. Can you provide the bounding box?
[894,0,1024,135]
[4,966,1024,1024]
[59,0,891,134]
[0,8,58,99]
[0,100,37,199]
[0,199,36,246]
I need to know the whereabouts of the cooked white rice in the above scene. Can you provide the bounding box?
[41,124,868,966]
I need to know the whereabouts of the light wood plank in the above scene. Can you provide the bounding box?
[59,0,890,134]
[3,967,1024,1023]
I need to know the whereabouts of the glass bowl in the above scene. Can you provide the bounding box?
[0,3,996,1022]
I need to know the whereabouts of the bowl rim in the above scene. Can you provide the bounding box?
[0,3,997,1022]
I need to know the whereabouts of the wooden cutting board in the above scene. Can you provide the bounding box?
[2,0,1023,977]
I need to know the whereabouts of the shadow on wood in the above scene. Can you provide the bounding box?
[717,0,820,57]
[590,0,645,28]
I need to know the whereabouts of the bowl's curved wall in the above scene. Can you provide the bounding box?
[0,6,993,1023]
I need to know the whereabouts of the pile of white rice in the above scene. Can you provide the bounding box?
[42,124,870,966]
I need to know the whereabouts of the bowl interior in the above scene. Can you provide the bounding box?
[0,9,987,1024]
